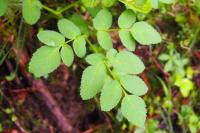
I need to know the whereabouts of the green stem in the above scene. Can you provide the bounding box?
[58,1,80,14]
[42,1,80,18]
[189,27,200,50]
[107,28,120,32]
[85,38,98,53]
[65,38,74,44]
[104,63,128,95]
[104,63,117,79]
[167,113,174,133]
[107,28,130,32]
[152,93,174,133]
[42,5,62,18]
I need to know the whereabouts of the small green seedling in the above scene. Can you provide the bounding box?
[158,43,194,98]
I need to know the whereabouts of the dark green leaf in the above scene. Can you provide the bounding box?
[70,14,90,35]
[0,0,8,16]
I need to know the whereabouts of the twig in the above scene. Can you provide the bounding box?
[32,80,77,133]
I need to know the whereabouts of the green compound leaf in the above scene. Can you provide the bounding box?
[131,21,162,45]
[85,53,105,65]
[81,0,100,7]
[101,0,116,7]
[100,79,122,111]
[37,30,65,47]
[119,29,136,51]
[0,0,8,17]
[22,0,42,25]
[60,45,74,66]
[80,64,107,100]
[29,46,61,77]
[58,19,81,39]
[120,75,148,96]
[119,0,152,13]
[121,95,147,127]
[93,9,112,30]
[112,51,145,74]
[118,9,136,29]
[73,36,86,58]
[97,31,113,50]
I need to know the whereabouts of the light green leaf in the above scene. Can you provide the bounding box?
[60,45,74,66]
[164,60,173,72]
[158,54,169,61]
[118,9,136,29]
[106,48,117,60]
[101,0,116,7]
[131,21,161,45]
[159,0,174,4]
[112,51,145,74]
[119,0,152,13]
[100,79,122,111]
[121,95,147,127]
[85,53,105,65]
[97,31,113,50]
[93,9,112,30]
[37,30,65,47]
[0,0,8,16]
[29,46,60,77]
[119,30,136,51]
[106,49,118,67]
[58,19,81,39]
[151,0,158,9]
[80,64,107,100]
[82,0,100,7]
[120,75,148,96]
[175,77,194,98]
[134,127,145,133]
[73,36,86,58]
[22,0,42,25]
